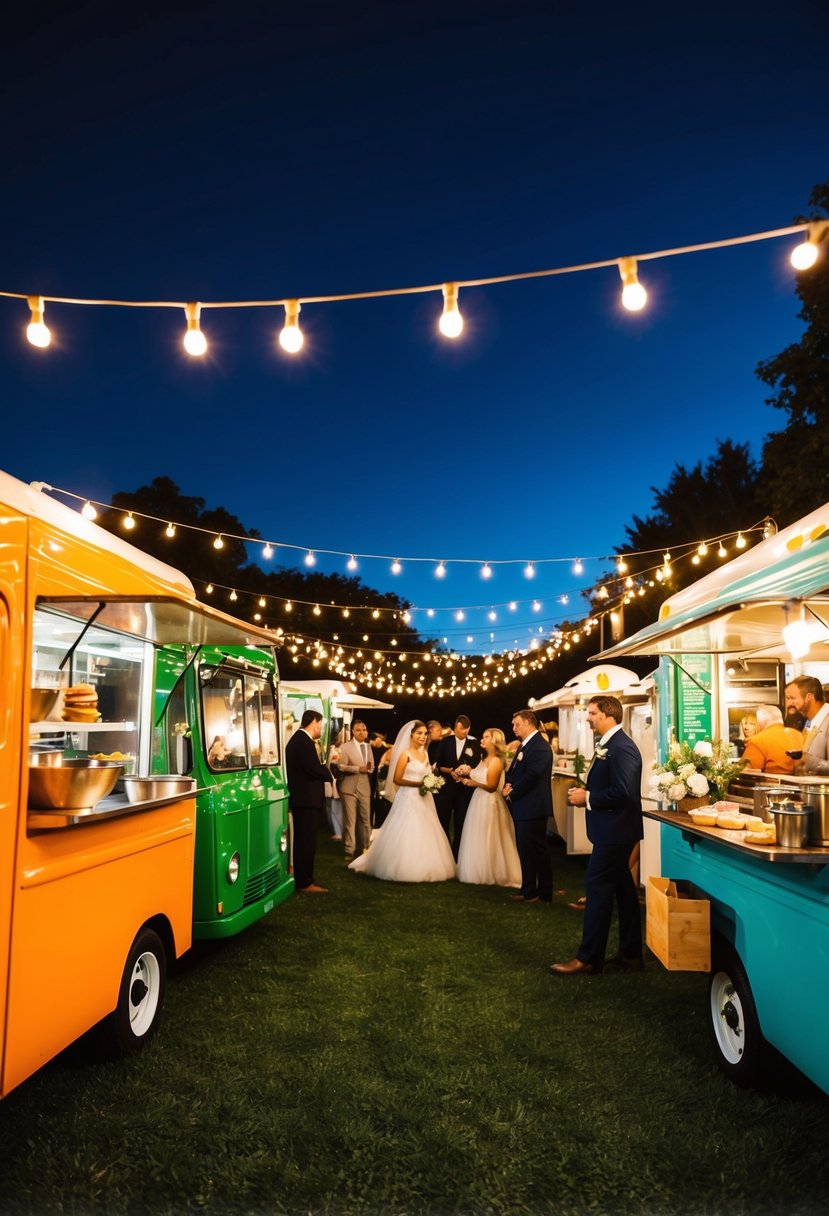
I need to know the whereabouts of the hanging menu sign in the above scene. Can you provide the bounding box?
[675,654,713,744]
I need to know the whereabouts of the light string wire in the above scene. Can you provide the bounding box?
[44,485,773,607]
[1,223,810,315]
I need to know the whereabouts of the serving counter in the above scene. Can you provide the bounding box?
[27,787,205,830]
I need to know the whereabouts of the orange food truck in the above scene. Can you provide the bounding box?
[0,470,284,1097]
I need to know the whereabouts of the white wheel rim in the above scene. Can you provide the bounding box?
[129,949,161,1038]
[710,970,745,1065]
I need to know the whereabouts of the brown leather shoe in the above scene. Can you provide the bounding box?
[567,897,587,911]
[549,958,596,976]
[604,951,644,971]
[298,883,328,893]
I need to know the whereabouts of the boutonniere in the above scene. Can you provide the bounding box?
[594,745,609,760]
[464,747,473,757]
[517,751,524,762]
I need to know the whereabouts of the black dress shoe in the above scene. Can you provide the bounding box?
[510,893,535,901]
[604,951,644,971]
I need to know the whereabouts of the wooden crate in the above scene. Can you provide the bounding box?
[646,876,711,972]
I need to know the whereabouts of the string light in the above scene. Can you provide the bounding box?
[81,500,97,520]
[26,295,51,348]
[438,282,463,338]
[347,555,358,571]
[182,302,207,356]
[279,299,304,353]
[7,223,815,359]
[481,563,492,580]
[165,522,176,537]
[790,221,828,271]
[123,512,136,531]
[213,535,224,550]
[435,562,446,578]
[391,559,402,575]
[573,559,583,576]
[618,257,647,312]
[735,531,747,549]
[262,542,274,559]
[304,551,316,567]
[524,562,535,579]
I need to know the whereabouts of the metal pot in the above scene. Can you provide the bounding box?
[800,784,829,845]
[753,785,801,824]
[768,804,812,849]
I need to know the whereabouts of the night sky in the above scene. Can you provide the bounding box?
[2,1,827,659]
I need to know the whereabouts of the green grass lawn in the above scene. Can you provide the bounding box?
[0,832,827,1216]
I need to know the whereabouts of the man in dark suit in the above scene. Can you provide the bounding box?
[433,715,482,857]
[503,708,553,902]
[551,695,644,975]
[285,709,333,894]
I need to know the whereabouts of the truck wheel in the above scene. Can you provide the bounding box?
[98,928,167,1056]
[708,939,766,1087]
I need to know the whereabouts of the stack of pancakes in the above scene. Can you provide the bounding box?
[61,683,99,723]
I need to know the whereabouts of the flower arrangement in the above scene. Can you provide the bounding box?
[420,772,445,797]
[650,738,746,804]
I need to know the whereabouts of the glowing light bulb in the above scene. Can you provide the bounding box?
[438,282,463,338]
[509,601,517,611]
[123,513,136,531]
[347,555,358,571]
[391,559,402,575]
[81,501,97,520]
[26,295,51,348]
[206,583,214,594]
[279,299,304,353]
[618,257,647,311]
[313,604,321,616]
[262,543,274,560]
[304,551,316,567]
[488,610,497,622]
[213,535,224,550]
[697,541,708,556]
[481,563,492,579]
[435,562,446,578]
[718,543,727,558]
[573,559,583,576]
[165,522,176,538]
[372,609,380,619]
[532,600,541,612]
[183,302,207,356]
[735,532,746,549]
[259,597,266,608]
[791,239,819,271]
[616,557,628,574]
[524,562,535,579]
[230,590,238,602]
[285,601,293,612]
[455,610,465,622]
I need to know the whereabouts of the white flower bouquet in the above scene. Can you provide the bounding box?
[650,738,745,804]
[420,772,445,797]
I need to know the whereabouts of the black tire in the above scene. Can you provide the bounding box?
[97,927,167,1057]
[707,937,768,1088]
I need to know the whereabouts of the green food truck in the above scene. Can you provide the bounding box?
[154,644,294,938]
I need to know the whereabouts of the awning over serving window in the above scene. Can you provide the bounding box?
[595,502,829,662]
[532,665,647,710]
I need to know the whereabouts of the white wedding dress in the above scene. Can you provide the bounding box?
[348,756,456,882]
[456,761,522,887]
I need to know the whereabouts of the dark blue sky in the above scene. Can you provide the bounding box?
[2,1,827,655]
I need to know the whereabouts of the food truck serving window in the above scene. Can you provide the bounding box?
[201,666,278,771]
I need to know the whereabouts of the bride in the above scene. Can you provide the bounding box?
[348,720,456,882]
[456,727,522,887]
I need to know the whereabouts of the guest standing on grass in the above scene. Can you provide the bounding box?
[502,709,553,903]
[285,709,333,894]
[335,719,374,862]
[551,695,644,975]
[433,715,482,857]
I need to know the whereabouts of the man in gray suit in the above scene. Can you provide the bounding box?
[335,719,374,861]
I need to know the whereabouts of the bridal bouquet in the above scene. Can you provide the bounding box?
[650,738,745,803]
[420,772,445,797]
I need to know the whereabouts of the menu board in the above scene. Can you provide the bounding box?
[674,654,712,744]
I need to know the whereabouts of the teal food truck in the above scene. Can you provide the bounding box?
[154,644,294,938]
[598,503,829,1096]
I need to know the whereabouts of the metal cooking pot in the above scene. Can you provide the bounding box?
[768,804,812,849]
[800,784,829,845]
[753,785,801,824]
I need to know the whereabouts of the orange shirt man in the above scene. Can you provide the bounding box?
[741,705,804,775]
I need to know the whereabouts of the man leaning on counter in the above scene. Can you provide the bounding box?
[785,676,829,775]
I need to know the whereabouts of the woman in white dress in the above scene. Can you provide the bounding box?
[348,720,456,882]
[456,727,522,887]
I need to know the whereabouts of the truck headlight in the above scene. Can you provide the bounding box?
[227,852,241,884]
[280,829,288,853]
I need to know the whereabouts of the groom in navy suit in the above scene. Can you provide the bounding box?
[551,695,644,975]
[503,708,553,902]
